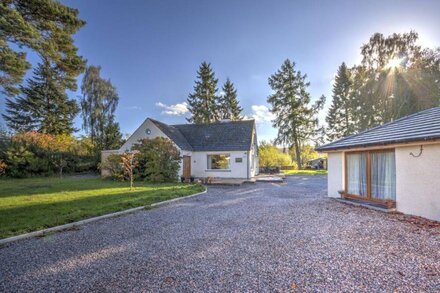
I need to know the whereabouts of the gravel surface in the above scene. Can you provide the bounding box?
[1,175,439,292]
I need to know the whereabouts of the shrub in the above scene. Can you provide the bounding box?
[2,131,98,177]
[280,161,298,170]
[132,137,181,183]
[0,160,6,175]
[289,144,324,169]
[101,154,124,180]
[259,141,294,168]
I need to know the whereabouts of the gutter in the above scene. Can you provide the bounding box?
[317,137,440,152]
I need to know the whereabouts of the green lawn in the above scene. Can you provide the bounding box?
[0,177,205,239]
[282,169,328,176]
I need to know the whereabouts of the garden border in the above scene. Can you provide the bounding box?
[0,187,207,246]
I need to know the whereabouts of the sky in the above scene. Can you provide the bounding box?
[1,0,440,142]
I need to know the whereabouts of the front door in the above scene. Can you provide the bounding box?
[183,156,191,178]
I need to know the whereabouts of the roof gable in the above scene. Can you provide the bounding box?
[317,107,440,151]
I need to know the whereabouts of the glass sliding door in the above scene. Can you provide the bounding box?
[371,151,396,201]
[345,149,396,206]
[346,153,368,197]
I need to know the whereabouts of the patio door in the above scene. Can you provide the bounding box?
[345,150,396,206]
[370,151,396,201]
[346,152,368,198]
[182,156,191,178]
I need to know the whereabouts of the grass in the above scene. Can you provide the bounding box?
[0,177,205,239]
[282,169,328,176]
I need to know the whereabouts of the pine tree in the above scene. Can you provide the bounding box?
[3,60,79,134]
[267,59,325,169]
[1,0,86,96]
[80,65,122,150]
[218,78,243,120]
[187,62,219,124]
[325,62,355,141]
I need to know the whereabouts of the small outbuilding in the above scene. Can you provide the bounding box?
[306,157,327,170]
[316,107,440,221]
[102,118,259,180]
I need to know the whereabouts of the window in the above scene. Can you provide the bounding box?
[345,150,396,202]
[207,154,230,170]
[346,153,367,197]
[371,152,396,200]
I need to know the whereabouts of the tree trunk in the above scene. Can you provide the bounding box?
[294,138,302,170]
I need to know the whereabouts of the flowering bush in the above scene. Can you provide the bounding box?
[2,131,96,177]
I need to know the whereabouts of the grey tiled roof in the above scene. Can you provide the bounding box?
[316,107,440,152]
[150,119,255,151]
[150,119,193,151]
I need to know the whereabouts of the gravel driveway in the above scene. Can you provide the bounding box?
[1,176,439,292]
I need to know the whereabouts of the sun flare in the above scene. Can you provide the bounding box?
[385,57,404,69]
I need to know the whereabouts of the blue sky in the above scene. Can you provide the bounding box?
[1,0,440,142]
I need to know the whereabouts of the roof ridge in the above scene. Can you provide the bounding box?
[171,119,255,127]
[319,106,440,150]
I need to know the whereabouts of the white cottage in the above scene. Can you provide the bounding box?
[103,118,259,179]
[316,107,440,222]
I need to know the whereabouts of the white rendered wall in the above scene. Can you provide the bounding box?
[191,151,249,178]
[117,118,191,177]
[116,118,253,179]
[327,152,344,198]
[396,144,440,221]
[249,132,259,177]
[119,119,168,151]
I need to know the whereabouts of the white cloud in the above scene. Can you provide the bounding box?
[155,101,189,116]
[250,105,275,123]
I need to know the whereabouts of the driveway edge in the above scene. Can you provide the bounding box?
[0,186,208,246]
[151,187,207,207]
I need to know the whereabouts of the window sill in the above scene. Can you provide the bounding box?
[205,169,231,172]
[342,193,396,209]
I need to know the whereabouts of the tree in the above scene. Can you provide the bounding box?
[259,141,294,168]
[325,62,355,141]
[289,144,322,169]
[187,62,219,124]
[132,137,181,183]
[121,152,136,190]
[267,59,325,169]
[1,0,86,96]
[218,78,243,120]
[80,65,122,151]
[3,60,79,134]
[352,31,440,131]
